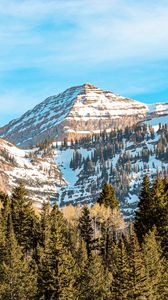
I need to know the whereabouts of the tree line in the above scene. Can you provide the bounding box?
[0,176,167,299]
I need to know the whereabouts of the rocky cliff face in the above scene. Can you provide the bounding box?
[54,114,168,219]
[0,138,65,207]
[0,84,149,148]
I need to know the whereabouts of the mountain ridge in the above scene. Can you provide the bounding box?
[0,108,167,218]
[0,137,65,207]
[0,83,157,148]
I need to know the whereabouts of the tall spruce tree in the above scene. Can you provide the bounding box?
[10,182,38,252]
[135,176,168,255]
[100,222,118,270]
[39,201,51,250]
[150,178,168,256]
[78,253,111,300]
[37,204,77,300]
[0,209,5,282]
[134,175,152,243]
[127,226,148,299]
[112,238,130,300]
[0,216,37,300]
[97,183,119,209]
[78,205,94,257]
[142,228,165,300]
[0,193,11,235]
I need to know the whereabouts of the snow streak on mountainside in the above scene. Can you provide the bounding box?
[0,138,65,207]
[148,102,168,115]
[53,115,168,219]
[0,84,149,147]
[0,114,167,219]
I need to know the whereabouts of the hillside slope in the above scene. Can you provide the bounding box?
[0,138,65,207]
[0,83,149,147]
[0,113,167,218]
[53,115,168,219]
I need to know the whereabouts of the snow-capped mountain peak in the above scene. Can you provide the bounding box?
[0,83,167,148]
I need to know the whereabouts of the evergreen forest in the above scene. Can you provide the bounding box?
[0,175,167,299]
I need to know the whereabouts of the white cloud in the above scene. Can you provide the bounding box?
[0,0,168,125]
[0,1,168,69]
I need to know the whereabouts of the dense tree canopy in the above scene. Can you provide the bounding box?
[0,178,167,299]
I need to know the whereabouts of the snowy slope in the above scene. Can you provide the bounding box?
[0,138,65,207]
[148,102,168,115]
[0,113,167,217]
[145,115,168,131]
[0,83,148,147]
[52,115,168,219]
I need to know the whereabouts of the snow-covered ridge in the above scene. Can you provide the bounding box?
[54,115,168,219]
[0,83,167,148]
[0,138,65,207]
[148,102,168,115]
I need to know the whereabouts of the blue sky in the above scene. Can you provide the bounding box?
[0,0,168,125]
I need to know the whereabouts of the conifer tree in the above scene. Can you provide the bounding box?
[142,228,165,300]
[134,175,152,243]
[112,238,130,300]
[127,226,148,299]
[97,183,119,209]
[39,201,51,250]
[78,253,111,300]
[0,209,5,280]
[0,193,11,235]
[37,204,77,300]
[0,216,37,300]
[100,222,118,270]
[135,176,168,255]
[150,178,168,256]
[10,182,38,252]
[78,205,94,257]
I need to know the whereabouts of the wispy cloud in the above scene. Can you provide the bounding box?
[1,0,168,68]
[0,0,168,125]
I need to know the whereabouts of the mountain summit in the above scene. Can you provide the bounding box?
[0,83,155,147]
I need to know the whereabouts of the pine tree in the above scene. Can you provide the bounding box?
[150,178,168,256]
[78,253,111,300]
[161,177,168,256]
[37,204,77,300]
[134,175,152,243]
[127,226,148,299]
[39,201,51,250]
[135,176,168,255]
[10,182,39,252]
[0,216,37,300]
[78,205,94,257]
[99,221,118,270]
[0,209,5,281]
[142,228,165,300]
[0,193,11,235]
[97,183,119,209]
[112,238,130,300]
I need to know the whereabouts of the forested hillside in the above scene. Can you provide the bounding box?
[54,118,168,219]
[0,176,167,299]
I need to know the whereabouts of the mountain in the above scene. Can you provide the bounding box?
[148,102,168,116]
[1,110,167,218]
[0,138,65,207]
[0,84,167,218]
[53,114,167,219]
[0,83,149,147]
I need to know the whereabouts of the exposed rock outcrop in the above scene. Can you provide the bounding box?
[0,83,149,147]
[0,138,65,207]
